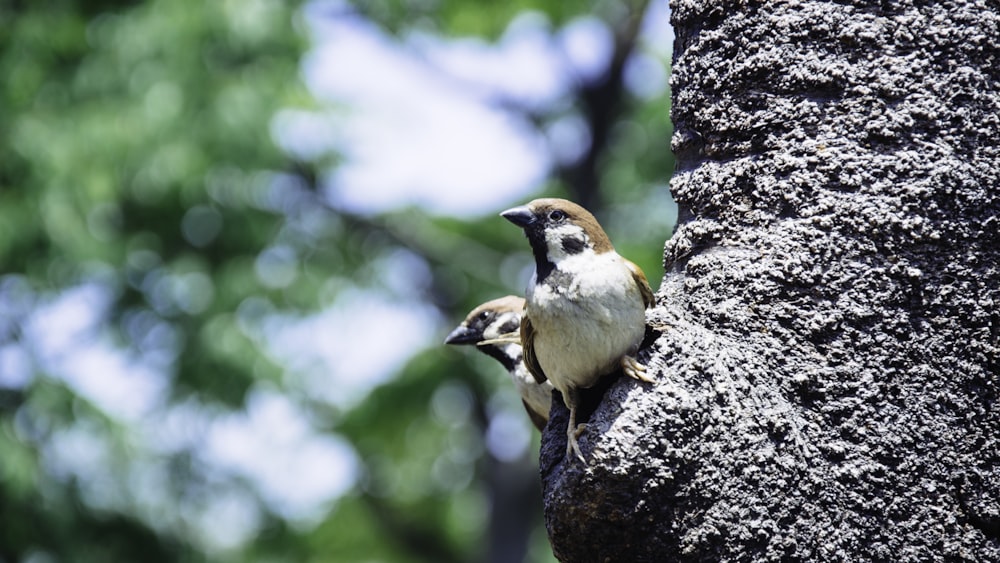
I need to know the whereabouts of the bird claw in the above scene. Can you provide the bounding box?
[566,425,587,463]
[622,355,654,383]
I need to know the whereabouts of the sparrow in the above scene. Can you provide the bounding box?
[444,295,553,431]
[501,198,655,462]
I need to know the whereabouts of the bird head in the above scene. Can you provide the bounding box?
[445,295,525,370]
[501,198,613,280]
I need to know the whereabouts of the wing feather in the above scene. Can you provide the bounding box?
[520,313,548,384]
[626,258,655,309]
[522,399,548,431]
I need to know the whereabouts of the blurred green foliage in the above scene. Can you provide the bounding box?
[0,0,673,561]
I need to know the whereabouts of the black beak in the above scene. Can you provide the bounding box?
[444,324,480,345]
[500,206,535,228]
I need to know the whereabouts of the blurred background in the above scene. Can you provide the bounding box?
[0,0,675,561]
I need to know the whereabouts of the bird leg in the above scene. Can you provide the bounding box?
[565,387,586,463]
[622,354,654,383]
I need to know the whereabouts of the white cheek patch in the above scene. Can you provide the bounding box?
[544,223,591,262]
[483,313,519,340]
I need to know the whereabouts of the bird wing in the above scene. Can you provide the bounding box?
[522,399,548,431]
[520,313,548,385]
[626,258,655,309]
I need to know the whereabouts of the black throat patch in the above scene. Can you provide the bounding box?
[525,227,556,283]
[480,345,518,372]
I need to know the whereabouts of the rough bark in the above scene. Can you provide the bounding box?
[540,1,1000,561]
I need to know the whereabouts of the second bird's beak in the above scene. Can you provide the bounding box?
[444,325,479,345]
[500,206,535,228]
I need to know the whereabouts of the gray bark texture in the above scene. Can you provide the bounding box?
[539,1,1000,561]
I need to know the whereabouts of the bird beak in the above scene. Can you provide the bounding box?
[500,206,535,228]
[444,325,479,345]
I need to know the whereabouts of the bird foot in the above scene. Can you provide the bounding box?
[622,355,654,383]
[566,424,587,463]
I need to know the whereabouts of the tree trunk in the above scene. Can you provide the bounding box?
[540,1,1000,560]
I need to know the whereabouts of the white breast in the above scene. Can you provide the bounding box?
[526,251,646,393]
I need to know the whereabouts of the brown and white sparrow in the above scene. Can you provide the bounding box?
[501,198,655,462]
[445,295,553,431]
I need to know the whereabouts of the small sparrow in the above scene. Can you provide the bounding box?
[445,295,553,431]
[501,198,655,462]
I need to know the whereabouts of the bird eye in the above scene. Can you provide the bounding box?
[478,311,491,322]
[548,210,567,222]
